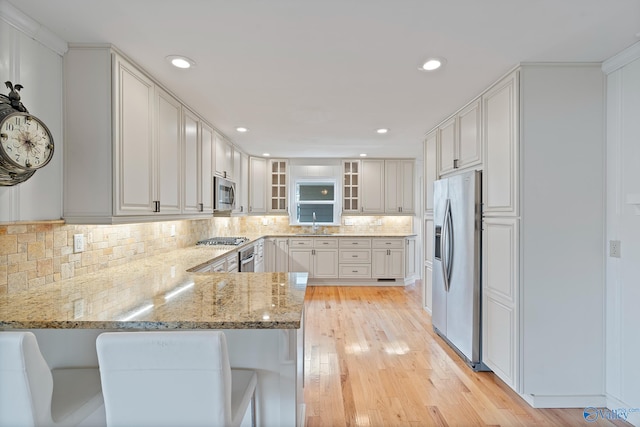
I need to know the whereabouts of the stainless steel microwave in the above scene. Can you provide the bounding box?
[214,176,236,212]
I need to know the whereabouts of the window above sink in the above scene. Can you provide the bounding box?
[291,179,340,226]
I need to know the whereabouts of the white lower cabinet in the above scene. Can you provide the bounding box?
[371,239,404,279]
[482,217,518,389]
[288,238,338,279]
[266,238,289,272]
[226,253,239,273]
[338,238,372,279]
[254,239,265,272]
[404,237,417,280]
[424,217,434,312]
[424,265,433,313]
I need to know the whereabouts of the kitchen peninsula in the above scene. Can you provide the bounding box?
[0,244,308,427]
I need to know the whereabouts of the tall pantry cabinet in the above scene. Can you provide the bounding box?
[424,63,605,407]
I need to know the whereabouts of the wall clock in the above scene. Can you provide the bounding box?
[0,81,55,186]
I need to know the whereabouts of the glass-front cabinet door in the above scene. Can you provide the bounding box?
[343,160,360,213]
[269,159,288,213]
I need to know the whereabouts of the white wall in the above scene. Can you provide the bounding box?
[0,2,66,222]
[603,42,640,426]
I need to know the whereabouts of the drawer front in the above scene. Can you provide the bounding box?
[339,238,371,248]
[314,238,338,248]
[226,254,239,271]
[290,238,313,248]
[372,239,403,249]
[211,261,226,273]
[339,249,371,263]
[339,264,371,278]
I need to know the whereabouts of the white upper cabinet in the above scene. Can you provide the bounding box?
[155,87,182,215]
[114,54,155,216]
[342,160,360,213]
[63,45,218,223]
[424,131,437,214]
[182,108,200,214]
[438,117,456,175]
[384,160,414,214]
[200,122,214,213]
[361,159,385,213]
[268,159,288,213]
[482,72,519,216]
[236,152,249,214]
[214,132,233,179]
[457,99,482,169]
[437,99,482,176]
[249,156,267,214]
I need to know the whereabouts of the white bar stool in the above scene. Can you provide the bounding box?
[96,331,257,427]
[0,331,104,427]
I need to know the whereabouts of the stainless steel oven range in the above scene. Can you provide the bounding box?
[238,245,255,272]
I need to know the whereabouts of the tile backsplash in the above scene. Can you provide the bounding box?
[0,215,412,295]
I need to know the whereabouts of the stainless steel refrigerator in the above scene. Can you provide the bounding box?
[432,170,488,371]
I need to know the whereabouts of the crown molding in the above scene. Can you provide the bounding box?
[602,41,640,75]
[0,0,67,55]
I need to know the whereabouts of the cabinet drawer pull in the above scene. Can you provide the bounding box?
[352,255,358,258]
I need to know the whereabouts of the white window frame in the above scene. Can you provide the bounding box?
[290,178,341,226]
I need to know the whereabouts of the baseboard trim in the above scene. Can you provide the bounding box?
[520,394,606,408]
[606,394,640,426]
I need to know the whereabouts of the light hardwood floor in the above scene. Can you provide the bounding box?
[303,284,628,427]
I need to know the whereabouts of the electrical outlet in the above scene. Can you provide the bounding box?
[170,224,176,237]
[73,234,85,253]
[609,240,621,258]
[344,218,354,226]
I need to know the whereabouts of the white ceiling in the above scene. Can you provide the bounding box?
[8,0,640,159]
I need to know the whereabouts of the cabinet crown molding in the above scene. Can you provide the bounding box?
[0,0,67,55]
[602,40,640,75]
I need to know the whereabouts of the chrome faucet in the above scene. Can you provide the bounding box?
[312,212,318,234]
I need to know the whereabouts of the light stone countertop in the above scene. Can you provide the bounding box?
[0,233,415,331]
[0,245,308,330]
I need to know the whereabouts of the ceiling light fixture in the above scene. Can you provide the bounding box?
[236,127,248,133]
[166,55,196,69]
[419,57,446,72]
[263,153,271,157]
[360,153,367,157]
[376,128,389,134]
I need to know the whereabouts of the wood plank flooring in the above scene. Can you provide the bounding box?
[303,284,628,427]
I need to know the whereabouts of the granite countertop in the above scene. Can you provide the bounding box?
[0,233,415,331]
[0,245,308,330]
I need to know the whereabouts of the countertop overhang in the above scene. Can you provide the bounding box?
[0,245,308,330]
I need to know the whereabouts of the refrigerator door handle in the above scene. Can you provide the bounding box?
[441,199,453,292]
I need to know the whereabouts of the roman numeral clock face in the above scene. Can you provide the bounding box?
[0,112,54,171]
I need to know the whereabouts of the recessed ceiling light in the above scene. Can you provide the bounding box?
[236,127,248,133]
[166,55,196,69]
[263,153,270,157]
[360,153,367,157]
[376,128,389,134]
[419,57,446,72]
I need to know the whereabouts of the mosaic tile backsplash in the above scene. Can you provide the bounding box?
[0,215,412,295]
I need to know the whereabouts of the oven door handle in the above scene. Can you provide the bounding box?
[240,254,255,265]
